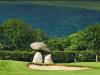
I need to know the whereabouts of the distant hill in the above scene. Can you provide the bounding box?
[0,3,100,37]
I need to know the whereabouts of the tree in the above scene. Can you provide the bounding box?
[68,24,100,61]
[84,25,100,50]
[68,31,87,50]
[0,26,13,50]
[2,19,34,50]
[1,19,50,50]
[84,25,100,62]
[46,37,70,51]
[33,29,49,42]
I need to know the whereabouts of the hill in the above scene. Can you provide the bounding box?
[0,3,100,37]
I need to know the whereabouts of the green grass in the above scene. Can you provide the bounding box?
[0,60,100,75]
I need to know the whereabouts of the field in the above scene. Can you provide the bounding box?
[0,60,100,75]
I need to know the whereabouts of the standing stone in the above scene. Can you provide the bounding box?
[44,54,53,64]
[32,52,42,64]
[30,42,53,64]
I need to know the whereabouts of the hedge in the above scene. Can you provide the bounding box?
[52,51,98,63]
[0,51,34,62]
[0,51,99,63]
[52,51,76,63]
[76,51,96,62]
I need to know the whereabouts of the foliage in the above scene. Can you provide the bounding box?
[68,32,87,50]
[2,19,34,50]
[69,24,100,51]
[0,18,100,52]
[0,51,34,62]
[0,19,49,51]
[76,51,96,62]
[46,38,70,51]
[84,25,100,50]
[0,51,99,63]
[46,24,100,52]
[33,29,49,42]
[52,51,76,63]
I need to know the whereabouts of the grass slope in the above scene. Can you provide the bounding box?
[0,60,100,75]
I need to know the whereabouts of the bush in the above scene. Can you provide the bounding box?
[0,51,34,62]
[97,56,100,61]
[52,51,76,63]
[0,50,99,63]
[77,51,96,62]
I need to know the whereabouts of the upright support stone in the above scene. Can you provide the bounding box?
[30,42,53,64]
[32,52,42,64]
[44,54,53,64]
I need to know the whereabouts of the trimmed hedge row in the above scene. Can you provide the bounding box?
[0,51,99,63]
[0,51,34,62]
[52,51,98,63]
[52,51,76,63]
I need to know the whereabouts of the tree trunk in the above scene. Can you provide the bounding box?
[96,54,98,62]
[74,58,77,62]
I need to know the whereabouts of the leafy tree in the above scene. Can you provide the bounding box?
[0,19,50,50]
[67,24,100,51]
[46,37,70,51]
[33,29,49,42]
[2,19,34,50]
[84,25,100,62]
[67,24,100,61]
[84,25,100,50]
[0,26,12,50]
[68,32,87,50]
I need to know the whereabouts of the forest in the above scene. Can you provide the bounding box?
[0,19,100,51]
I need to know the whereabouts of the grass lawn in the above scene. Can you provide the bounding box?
[0,60,100,75]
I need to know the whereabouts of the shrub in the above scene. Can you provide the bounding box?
[0,51,34,62]
[77,51,96,62]
[52,51,76,63]
[98,56,100,61]
[0,50,99,63]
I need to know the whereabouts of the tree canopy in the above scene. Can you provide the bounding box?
[46,24,100,51]
[0,19,49,51]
